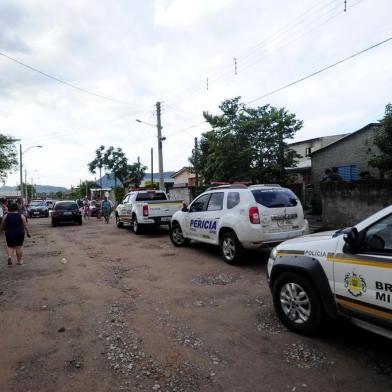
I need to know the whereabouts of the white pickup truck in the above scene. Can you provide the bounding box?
[115,190,183,234]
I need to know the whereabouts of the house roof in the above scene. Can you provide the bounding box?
[311,123,379,156]
[289,133,348,146]
[171,167,194,178]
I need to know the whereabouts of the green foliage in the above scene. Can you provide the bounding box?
[73,180,97,199]
[143,180,159,189]
[113,186,125,202]
[55,191,63,199]
[0,134,18,183]
[189,97,302,184]
[127,162,147,187]
[369,103,392,177]
[17,183,36,199]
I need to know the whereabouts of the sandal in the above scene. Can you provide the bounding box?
[7,257,12,266]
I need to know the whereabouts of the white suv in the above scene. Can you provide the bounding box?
[170,184,308,264]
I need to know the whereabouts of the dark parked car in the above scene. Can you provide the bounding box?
[51,201,82,226]
[28,200,49,218]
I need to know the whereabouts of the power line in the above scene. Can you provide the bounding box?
[0,50,149,107]
[246,35,392,105]
[166,0,341,106]
[166,121,208,138]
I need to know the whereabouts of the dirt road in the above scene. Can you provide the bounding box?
[0,217,391,392]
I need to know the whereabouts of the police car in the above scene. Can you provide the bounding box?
[267,205,392,338]
[170,184,308,264]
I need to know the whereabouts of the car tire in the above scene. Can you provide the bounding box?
[219,231,243,264]
[170,223,189,247]
[116,214,123,228]
[132,215,142,234]
[78,219,82,226]
[272,272,326,336]
[52,220,57,227]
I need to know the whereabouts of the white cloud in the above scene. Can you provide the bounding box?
[0,0,391,187]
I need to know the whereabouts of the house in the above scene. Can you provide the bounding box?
[286,134,348,206]
[169,167,196,203]
[311,123,381,189]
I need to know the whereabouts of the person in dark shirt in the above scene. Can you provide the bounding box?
[0,203,31,266]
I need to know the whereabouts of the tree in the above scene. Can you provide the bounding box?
[127,162,147,187]
[189,97,302,184]
[0,134,18,183]
[103,146,129,186]
[88,145,106,188]
[143,180,159,189]
[369,103,392,177]
[17,183,36,200]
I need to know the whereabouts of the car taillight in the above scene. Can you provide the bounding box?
[143,204,149,217]
[249,206,260,224]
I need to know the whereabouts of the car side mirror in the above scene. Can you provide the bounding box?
[343,227,359,250]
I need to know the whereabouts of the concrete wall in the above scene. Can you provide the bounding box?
[312,125,380,191]
[290,134,347,163]
[320,180,392,228]
[169,186,191,204]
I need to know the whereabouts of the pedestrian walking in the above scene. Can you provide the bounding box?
[0,203,31,266]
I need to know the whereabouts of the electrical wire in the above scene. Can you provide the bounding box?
[246,35,392,104]
[166,121,208,138]
[0,50,150,107]
[166,0,341,106]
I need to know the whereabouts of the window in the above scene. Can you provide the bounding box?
[54,202,78,211]
[227,192,240,209]
[337,165,358,181]
[207,192,224,211]
[251,189,298,208]
[305,147,312,156]
[189,194,211,213]
[122,195,130,204]
[136,192,167,201]
[363,214,392,254]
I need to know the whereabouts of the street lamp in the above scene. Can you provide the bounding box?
[19,144,43,202]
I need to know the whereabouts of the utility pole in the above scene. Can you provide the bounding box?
[25,169,28,203]
[150,148,154,187]
[156,102,165,191]
[19,144,23,201]
[194,137,199,188]
[137,156,140,187]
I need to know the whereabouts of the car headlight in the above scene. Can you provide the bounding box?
[269,246,277,261]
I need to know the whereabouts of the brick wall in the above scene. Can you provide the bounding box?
[320,180,392,228]
[312,124,380,192]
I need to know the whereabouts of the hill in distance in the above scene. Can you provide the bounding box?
[0,185,68,193]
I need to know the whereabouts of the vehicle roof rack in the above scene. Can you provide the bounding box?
[248,184,282,188]
[206,184,248,191]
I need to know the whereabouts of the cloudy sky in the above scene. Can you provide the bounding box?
[0,0,391,187]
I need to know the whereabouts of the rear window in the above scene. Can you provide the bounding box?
[55,202,78,211]
[251,189,298,208]
[136,192,167,201]
[30,201,45,206]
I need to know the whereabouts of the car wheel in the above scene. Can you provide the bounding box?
[170,223,189,247]
[116,214,123,228]
[219,231,243,264]
[272,272,325,336]
[132,215,142,234]
[78,219,82,226]
[52,220,57,227]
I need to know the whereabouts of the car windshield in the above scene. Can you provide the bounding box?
[136,192,167,201]
[30,201,45,207]
[251,189,298,208]
[55,202,78,211]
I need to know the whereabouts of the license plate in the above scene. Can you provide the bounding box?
[161,217,170,222]
[34,212,39,215]
[277,219,292,227]
[64,212,72,215]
